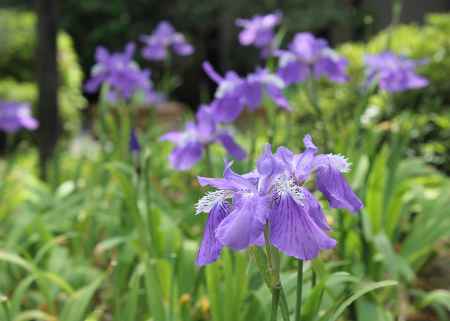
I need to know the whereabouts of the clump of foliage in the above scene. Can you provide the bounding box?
[337,13,450,172]
[0,9,86,133]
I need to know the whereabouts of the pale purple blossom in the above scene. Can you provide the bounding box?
[161,105,246,171]
[244,68,291,111]
[277,33,349,85]
[0,101,38,133]
[195,135,363,265]
[365,52,428,92]
[141,21,194,61]
[85,43,158,103]
[203,62,290,123]
[236,11,282,56]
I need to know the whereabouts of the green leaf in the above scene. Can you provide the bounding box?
[60,275,105,321]
[0,251,33,272]
[418,290,450,310]
[13,310,55,321]
[321,280,397,321]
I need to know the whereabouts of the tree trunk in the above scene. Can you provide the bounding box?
[36,0,59,180]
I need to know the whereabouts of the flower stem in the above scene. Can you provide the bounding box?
[306,75,329,151]
[205,144,213,177]
[295,260,304,321]
[264,225,282,321]
[271,284,281,321]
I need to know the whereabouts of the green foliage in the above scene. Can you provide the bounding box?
[0,9,86,133]
[1,7,449,321]
[338,13,450,172]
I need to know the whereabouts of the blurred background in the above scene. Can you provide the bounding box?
[1,0,449,172]
[0,1,450,321]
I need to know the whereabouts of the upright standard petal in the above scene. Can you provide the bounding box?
[215,194,269,250]
[269,194,336,260]
[256,144,285,194]
[316,165,363,213]
[293,134,318,182]
[196,202,229,266]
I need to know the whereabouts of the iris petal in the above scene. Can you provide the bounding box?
[270,194,336,260]
[215,194,269,250]
[196,202,229,266]
[316,166,363,213]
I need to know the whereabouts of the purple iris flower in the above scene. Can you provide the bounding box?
[0,101,38,133]
[141,21,194,61]
[195,135,363,265]
[203,62,290,123]
[160,105,246,171]
[244,68,291,111]
[364,52,428,92]
[203,61,246,123]
[85,43,158,103]
[277,33,349,85]
[236,11,282,56]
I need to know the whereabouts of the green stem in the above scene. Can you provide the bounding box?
[295,260,304,321]
[279,288,291,321]
[264,225,282,321]
[305,76,329,151]
[338,212,346,258]
[247,118,258,171]
[271,285,281,321]
[205,144,213,177]
[386,0,403,50]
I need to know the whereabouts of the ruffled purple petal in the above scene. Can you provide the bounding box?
[215,194,269,250]
[196,202,229,266]
[269,194,336,260]
[316,166,363,213]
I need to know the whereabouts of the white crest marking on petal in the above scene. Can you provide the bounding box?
[327,154,351,173]
[195,190,232,215]
[273,176,304,205]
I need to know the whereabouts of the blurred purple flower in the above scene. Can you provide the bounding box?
[160,106,246,171]
[0,101,38,133]
[277,33,349,85]
[141,21,194,61]
[236,11,282,56]
[129,129,141,153]
[85,43,159,103]
[195,134,363,265]
[365,52,428,92]
[203,62,290,123]
[203,61,246,123]
[244,68,291,111]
